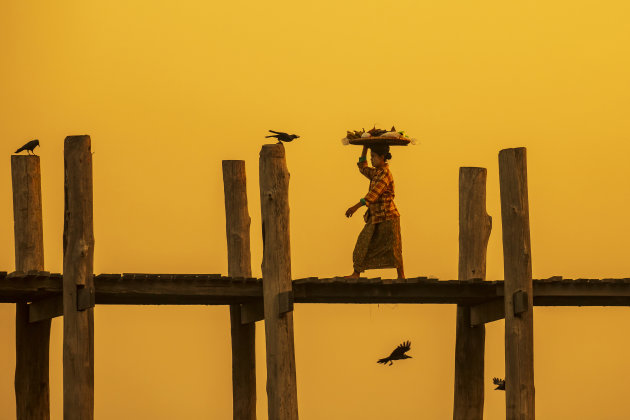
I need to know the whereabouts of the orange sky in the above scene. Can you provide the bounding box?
[1,0,630,419]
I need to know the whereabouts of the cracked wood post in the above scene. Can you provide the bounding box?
[11,155,51,420]
[453,167,492,420]
[499,147,534,420]
[222,160,256,420]
[259,143,299,420]
[63,135,95,420]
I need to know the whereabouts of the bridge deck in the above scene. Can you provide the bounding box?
[1,271,630,306]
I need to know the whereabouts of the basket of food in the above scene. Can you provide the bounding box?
[341,126,417,146]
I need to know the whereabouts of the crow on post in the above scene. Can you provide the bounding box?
[15,139,40,155]
[493,377,505,391]
[266,130,299,144]
[377,341,412,366]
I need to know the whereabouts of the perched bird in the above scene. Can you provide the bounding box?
[377,341,412,366]
[493,377,505,391]
[266,130,299,144]
[15,139,40,155]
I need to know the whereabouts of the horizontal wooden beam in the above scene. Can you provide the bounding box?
[29,295,63,323]
[470,299,505,327]
[469,292,530,327]
[240,302,264,324]
[2,272,630,306]
[28,285,97,322]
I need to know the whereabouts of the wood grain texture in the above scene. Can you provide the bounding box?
[259,144,299,420]
[63,135,95,420]
[499,147,534,420]
[11,155,51,420]
[222,160,257,420]
[453,167,492,420]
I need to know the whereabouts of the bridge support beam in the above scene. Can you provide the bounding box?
[12,154,51,420]
[259,144,299,420]
[499,147,535,420]
[223,160,257,420]
[63,135,95,420]
[453,167,492,420]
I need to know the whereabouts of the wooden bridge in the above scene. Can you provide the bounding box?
[4,135,627,420]
[3,271,630,309]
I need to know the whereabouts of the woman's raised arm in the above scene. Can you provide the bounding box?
[358,145,376,179]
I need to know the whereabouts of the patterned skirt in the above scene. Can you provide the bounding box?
[352,217,403,273]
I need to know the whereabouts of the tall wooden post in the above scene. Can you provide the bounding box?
[63,135,95,420]
[259,144,299,420]
[11,155,51,420]
[222,160,257,420]
[499,147,534,420]
[453,167,492,420]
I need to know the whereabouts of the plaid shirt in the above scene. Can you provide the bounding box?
[358,157,400,224]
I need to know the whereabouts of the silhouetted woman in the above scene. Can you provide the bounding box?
[345,144,404,279]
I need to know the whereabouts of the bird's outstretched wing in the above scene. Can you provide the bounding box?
[493,377,505,390]
[389,340,411,358]
[268,130,285,135]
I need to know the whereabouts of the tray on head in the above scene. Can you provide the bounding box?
[348,137,411,146]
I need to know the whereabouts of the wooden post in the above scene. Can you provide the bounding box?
[259,144,299,420]
[63,135,95,420]
[11,155,51,420]
[222,160,257,420]
[453,167,492,420]
[499,147,534,420]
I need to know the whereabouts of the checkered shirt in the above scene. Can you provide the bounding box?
[358,158,400,224]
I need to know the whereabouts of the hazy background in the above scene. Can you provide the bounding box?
[1,0,630,418]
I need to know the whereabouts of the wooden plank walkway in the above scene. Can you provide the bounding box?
[2,271,630,306]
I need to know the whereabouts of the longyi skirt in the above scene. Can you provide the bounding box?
[352,217,403,273]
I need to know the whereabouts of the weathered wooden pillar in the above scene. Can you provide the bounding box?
[259,144,299,420]
[11,155,51,420]
[222,160,257,420]
[63,135,95,420]
[499,147,534,420]
[453,167,492,420]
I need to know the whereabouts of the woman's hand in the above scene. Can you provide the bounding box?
[361,145,369,157]
[345,203,362,218]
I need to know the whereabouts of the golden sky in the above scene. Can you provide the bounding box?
[1,0,630,418]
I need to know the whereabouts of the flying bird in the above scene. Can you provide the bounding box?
[15,139,40,155]
[377,341,412,366]
[493,377,505,391]
[266,130,299,144]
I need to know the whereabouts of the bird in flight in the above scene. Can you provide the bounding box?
[15,139,40,155]
[493,377,505,391]
[377,341,412,366]
[266,130,299,144]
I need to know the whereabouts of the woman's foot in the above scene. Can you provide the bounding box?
[344,270,361,279]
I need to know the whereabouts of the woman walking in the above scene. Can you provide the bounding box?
[345,144,404,279]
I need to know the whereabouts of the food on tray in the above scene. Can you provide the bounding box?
[341,125,417,146]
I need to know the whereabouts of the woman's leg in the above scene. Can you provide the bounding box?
[396,266,405,279]
[348,222,374,279]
